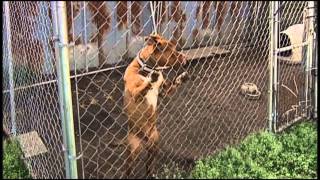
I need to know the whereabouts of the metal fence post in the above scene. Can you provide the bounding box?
[268,1,274,132]
[307,1,316,119]
[4,1,17,136]
[273,1,279,132]
[268,1,279,132]
[55,1,78,179]
[50,1,68,178]
[313,21,318,119]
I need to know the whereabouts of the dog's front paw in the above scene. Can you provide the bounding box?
[145,74,153,84]
[150,71,164,87]
[157,71,164,83]
[175,72,189,84]
[150,71,159,83]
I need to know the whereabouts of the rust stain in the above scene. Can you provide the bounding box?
[48,5,52,23]
[48,36,55,60]
[29,39,45,73]
[9,4,22,35]
[170,2,186,48]
[171,1,183,23]
[47,7,56,61]
[182,12,186,22]
[8,2,44,72]
[131,1,142,35]
[192,28,199,40]
[66,2,74,43]
[88,2,111,64]
[173,27,180,44]
[161,1,167,24]
[230,2,241,18]
[202,2,212,29]
[154,1,167,25]
[64,2,111,44]
[9,2,38,35]
[12,38,45,74]
[28,2,40,17]
[116,1,128,30]
[215,1,228,32]
[65,2,82,44]
[195,3,201,20]
[88,1,111,42]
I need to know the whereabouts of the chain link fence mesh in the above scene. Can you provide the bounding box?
[2,2,65,179]
[2,1,315,179]
[68,1,271,178]
[276,1,309,130]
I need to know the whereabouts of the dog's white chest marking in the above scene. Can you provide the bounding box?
[145,87,158,110]
[139,75,160,110]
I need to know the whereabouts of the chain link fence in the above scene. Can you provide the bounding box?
[69,1,272,178]
[2,2,66,178]
[276,1,310,131]
[2,1,316,179]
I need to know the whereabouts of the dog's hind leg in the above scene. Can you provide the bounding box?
[146,127,160,178]
[126,133,143,178]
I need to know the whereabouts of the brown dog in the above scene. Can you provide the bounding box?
[123,34,188,177]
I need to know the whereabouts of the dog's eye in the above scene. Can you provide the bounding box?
[156,43,165,51]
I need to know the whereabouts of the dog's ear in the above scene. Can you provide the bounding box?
[170,39,178,46]
[145,34,159,45]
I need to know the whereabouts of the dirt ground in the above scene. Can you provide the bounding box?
[66,46,304,178]
[277,60,307,129]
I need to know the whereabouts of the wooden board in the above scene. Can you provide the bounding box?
[181,46,230,61]
[16,131,48,158]
[278,55,302,65]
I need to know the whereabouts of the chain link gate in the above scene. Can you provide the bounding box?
[269,1,317,132]
[2,1,67,178]
[2,1,317,179]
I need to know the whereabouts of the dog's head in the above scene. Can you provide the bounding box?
[141,34,187,69]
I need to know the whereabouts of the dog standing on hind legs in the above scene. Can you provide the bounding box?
[123,34,188,178]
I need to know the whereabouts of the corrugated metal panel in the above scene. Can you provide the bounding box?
[7,1,257,74]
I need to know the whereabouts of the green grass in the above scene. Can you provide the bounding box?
[191,121,317,179]
[3,139,31,179]
[3,121,317,179]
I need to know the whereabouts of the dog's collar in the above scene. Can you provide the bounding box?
[136,50,170,73]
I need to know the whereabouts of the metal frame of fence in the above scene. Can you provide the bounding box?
[2,1,317,179]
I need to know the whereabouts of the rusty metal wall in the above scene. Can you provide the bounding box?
[3,1,256,75]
